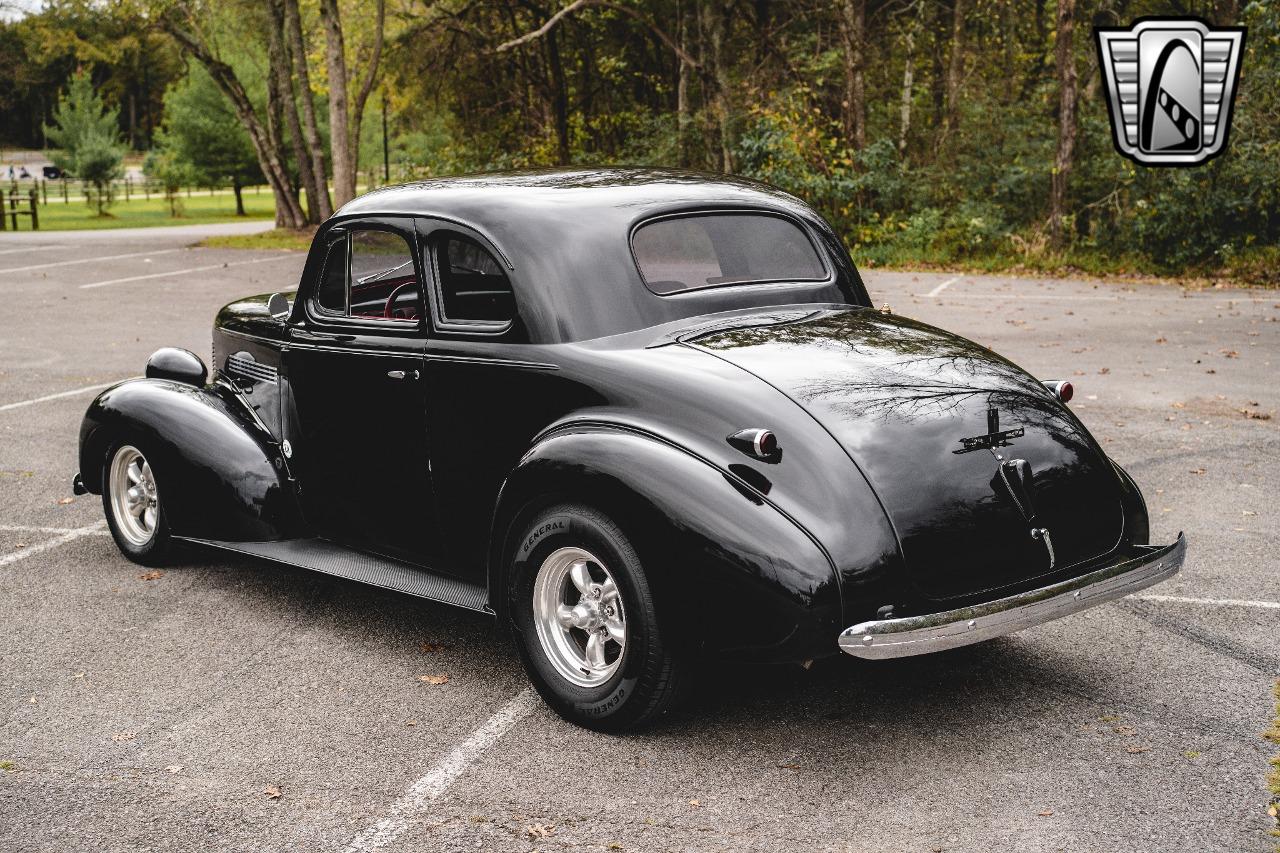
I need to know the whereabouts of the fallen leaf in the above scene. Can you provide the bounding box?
[263,785,282,799]
[1113,725,1137,736]
[419,674,449,685]
[57,497,74,505]
[405,719,418,727]
[1189,468,1206,475]
[137,570,164,581]
[14,542,25,549]
[112,731,136,742]
[418,641,446,654]
[1220,349,1239,358]
[166,765,182,773]
[688,799,701,807]
[1098,367,1110,374]
[1154,336,1167,344]
[1038,810,1053,817]
[73,672,84,679]
[1126,745,1149,754]
[525,823,555,839]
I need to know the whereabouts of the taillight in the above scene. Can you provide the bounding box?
[728,428,781,461]
[1044,380,1073,403]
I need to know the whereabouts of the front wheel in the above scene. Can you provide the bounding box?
[509,504,686,732]
[102,442,172,566]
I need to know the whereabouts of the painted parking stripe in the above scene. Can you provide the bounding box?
[342,688,540,853]
[0,381,129,413]
[0,245,66,256]
[1132,593,1280,610]
[0,520,107,567]
[79,254,298,290]
[0,524,110,536]
[924,275,962,297]
[0,247,182,274]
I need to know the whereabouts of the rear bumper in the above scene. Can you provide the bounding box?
[839,534,1187,659]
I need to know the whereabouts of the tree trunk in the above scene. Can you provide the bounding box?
[319,0,355,208]
[234,181,245,216]
[898,0,921,157]
[546,29,571,164]
[838,0,866,151]
[348,0,386,197]
[699,1,732,172]
[1049,0,1077,245]
[265,5,300,229]
[159,16,307,229]
[270,0,322,225]
[676,0,691,167]
[284,0,332,220]
[944,0,966,138]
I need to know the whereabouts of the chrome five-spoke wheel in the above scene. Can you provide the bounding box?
[109,445,159,547]
[532,546,627,687]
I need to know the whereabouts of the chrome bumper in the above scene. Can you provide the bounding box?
[839,534,1187,660]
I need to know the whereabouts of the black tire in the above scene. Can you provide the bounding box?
[101,440,173,567]
[509,504,686,732]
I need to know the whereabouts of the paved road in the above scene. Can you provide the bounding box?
[0,228,1276,852]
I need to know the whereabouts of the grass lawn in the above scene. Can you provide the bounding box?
[24,191,274,231]
[199,227,314,251]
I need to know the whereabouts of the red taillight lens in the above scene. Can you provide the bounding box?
[1044,380,1073,403]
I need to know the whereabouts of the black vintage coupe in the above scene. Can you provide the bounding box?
[74,170,1185,730]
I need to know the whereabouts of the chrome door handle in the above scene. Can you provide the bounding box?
[386,369,419,380]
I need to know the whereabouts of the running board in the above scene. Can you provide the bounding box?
[185,536,491,614]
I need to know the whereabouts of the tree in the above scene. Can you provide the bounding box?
[1049,0,1077,245]
[152,65,264,216]
[319,0,385,207]
[157,1,308,229]
[143,146,193,217]
[44,68,124,216]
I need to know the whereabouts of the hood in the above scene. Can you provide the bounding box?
[690,308,1127,603]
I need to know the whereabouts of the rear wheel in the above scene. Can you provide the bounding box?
[103,443,172,566]
[510,504,686,732]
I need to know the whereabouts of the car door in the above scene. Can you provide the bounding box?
[282,217,441,567]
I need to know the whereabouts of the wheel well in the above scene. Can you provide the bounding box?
[487,474,670,625]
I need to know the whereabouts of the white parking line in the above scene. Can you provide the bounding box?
[79,254,298,290]
[0,245,66,256]
[0,520,107,567]
[0,248,182,274]
[924,275,961,297]
[342,688,540,853]
[1132,593,1280,610]
[0,381,127,413]
[0,524,110,536]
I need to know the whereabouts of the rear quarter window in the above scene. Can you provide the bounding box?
[632,213,827,295]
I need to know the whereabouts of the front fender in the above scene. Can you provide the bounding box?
[78,379,303,542]
[489,424,843,663]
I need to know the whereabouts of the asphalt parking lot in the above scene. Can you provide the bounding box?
[1,224,1277,853]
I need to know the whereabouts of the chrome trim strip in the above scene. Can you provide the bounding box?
[838,533,1187,659]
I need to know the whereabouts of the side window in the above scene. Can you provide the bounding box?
[349,229,421,321]
[310,227,421,322]
[433,233,514,326]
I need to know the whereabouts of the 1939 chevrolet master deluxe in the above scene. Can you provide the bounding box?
[74,170,1185,731]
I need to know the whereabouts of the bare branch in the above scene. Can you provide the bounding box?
[495,0,699,69]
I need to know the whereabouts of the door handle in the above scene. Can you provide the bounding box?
[386,369,419,380]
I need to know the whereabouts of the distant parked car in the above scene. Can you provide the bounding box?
[73,169,1185,731]
[42,166,63,180]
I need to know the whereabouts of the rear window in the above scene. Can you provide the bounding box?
[632,213,827,295]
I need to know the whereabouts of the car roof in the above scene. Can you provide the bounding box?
[332,168,868,343]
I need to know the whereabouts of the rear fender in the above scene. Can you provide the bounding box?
[78,379,303,541]
[488,424,842,663]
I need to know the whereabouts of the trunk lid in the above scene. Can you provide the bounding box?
[690,307,1126,603]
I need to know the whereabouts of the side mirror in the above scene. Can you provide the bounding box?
[267,292,291,319]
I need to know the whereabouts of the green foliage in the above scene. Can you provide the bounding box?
[150,65,263,213]
[44,68,124,216]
